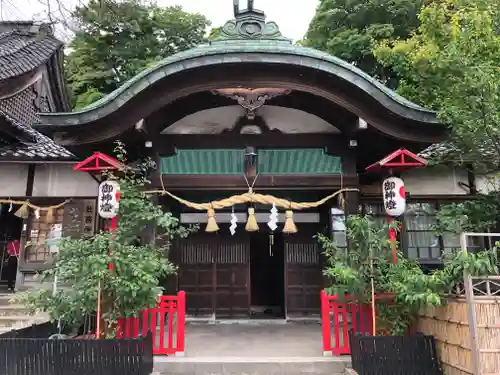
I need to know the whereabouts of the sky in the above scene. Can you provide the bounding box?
[5,0,319,42]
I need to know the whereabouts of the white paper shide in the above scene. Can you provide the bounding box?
[98,181,120,219]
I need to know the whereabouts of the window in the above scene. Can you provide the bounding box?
[357,200,462,263]
[25,199,97,262]
[361,203,386,227]
[331,203,386,249]
[404,202,460,263]
[330,207,347,248]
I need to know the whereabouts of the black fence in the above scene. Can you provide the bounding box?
[0,332,154,375]
[349,331,443,375]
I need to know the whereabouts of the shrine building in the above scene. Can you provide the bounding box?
[0,6,489,317]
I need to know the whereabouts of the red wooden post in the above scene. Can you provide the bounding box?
[108,216,118,270]
[176,290,186,356]
[387,217,398,264]
[321,290,332,356]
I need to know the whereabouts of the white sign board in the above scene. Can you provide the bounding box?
[382,177,406,217]
[98,181,120,219]
[47,224,63,253]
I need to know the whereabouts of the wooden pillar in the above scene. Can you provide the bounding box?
[341,146,359,215]
[340,145,359,258]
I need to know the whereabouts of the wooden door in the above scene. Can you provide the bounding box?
[176,237,216,317]
[284,236,323,317]
[215,235,250,318]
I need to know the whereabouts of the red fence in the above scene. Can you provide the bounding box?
[117,291,186,356]
[320,290,374,356]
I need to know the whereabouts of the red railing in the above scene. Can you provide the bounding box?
[320,290,374,356]
[117,291,186,356]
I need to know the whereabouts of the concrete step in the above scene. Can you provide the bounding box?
[153,356,351,375]
[0,314,49,328]
[0,294,15,306]
[0,304,32,316]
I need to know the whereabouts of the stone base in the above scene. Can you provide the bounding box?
[153,356,351,375]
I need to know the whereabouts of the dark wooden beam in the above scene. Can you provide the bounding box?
[152,174,358,190]
[157,133,350,156]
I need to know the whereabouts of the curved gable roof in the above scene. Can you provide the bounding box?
[39,41,437,126]
[36,5,442,145]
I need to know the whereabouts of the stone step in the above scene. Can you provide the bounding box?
[0,315,49,328]
[0,304,32,316]
[0,294,15,306]
[153,356,351,375]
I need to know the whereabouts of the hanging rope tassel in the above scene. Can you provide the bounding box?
[338,174,345,211]
[14,202,29,219]
[338,193,345,211]
[283,210,297,234]
[245,207,259,232]
[205,208,219,232]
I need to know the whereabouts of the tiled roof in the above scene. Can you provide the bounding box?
[0,109,73,160]
[0,22,62,80]
[0,21,73,161]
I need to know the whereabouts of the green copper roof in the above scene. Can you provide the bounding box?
[37,2,439,133]
[160,149,342,175]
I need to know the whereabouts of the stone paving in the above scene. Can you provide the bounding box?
[183,321,323,357]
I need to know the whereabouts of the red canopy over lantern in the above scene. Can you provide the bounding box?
[73,152,124,173]
[365,148,427,174]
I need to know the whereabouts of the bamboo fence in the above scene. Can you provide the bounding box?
[417,276,500,375]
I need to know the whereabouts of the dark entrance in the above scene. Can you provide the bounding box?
[0,208,22,292]
[250,231,285,319]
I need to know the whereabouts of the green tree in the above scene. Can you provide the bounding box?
[208,26,222,40]
[303,0,424,86]
[18,142,196,335]
[66,0,211,109]
[374,0,500,232]
[319,215,498,335]
[374,0,500,171]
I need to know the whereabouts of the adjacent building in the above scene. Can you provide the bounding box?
[0,22,97,290]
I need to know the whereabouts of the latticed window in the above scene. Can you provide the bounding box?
[404,202,460,263]
[330,203,386,250]
[361,203,386,227]
[24,199,97,262]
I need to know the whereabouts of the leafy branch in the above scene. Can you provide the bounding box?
[17,142,197,335]
[320,215,498,335]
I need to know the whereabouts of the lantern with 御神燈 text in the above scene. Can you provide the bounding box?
[98,181,120,219]
[382,177,405,217]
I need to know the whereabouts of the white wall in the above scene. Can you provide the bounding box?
[33,164,98,197]
[402,167,469,196]
[0,163,29,196]
[476,174,500,194]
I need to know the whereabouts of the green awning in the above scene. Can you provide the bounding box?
[160,149,243,175]
[160,148,342,175]
[258,149,342,174]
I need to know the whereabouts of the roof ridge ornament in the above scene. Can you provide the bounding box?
[211,0,291,44]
